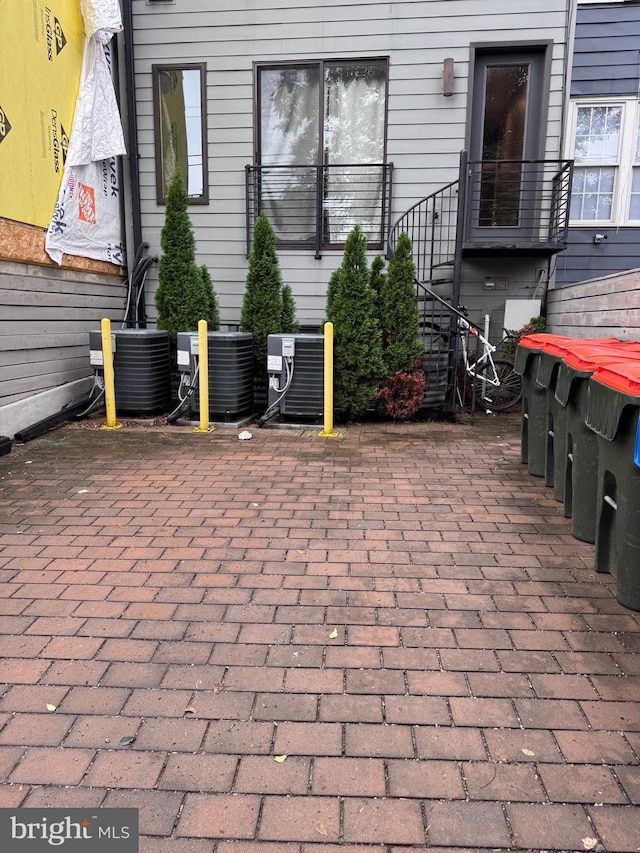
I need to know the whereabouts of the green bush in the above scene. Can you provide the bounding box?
[240,211,288,381]
[378,232,423,375]
[326,225,385,420]
[325,266,343,321]
[281,284,299,334]
[155,171,212,339]
[200,265,220,331]
[503,315,548,361]
[369,255,386,309]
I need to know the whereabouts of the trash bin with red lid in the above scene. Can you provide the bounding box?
[555,344,640,542]
[585,361,640,610]
[514,334,574,477]
[535,337,619,502]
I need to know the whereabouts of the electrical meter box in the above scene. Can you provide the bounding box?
[267,334,324,421]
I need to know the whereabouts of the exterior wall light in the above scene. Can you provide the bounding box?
[443,58,455,97]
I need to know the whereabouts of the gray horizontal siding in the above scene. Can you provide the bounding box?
[547,269,640,340]
[571,3,640,97]
[129,0,570,328]
[0,261,126,408]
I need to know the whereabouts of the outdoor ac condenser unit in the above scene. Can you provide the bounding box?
[266,333,324,421]
[89,329,171,413]
[176,331,254,419]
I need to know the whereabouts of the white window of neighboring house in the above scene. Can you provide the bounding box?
[567,99,640,226]
[255,59,389,248]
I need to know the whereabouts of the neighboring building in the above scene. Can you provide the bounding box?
[556,0,640,285]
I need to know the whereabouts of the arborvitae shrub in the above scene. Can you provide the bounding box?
[281,284,299,334]
[156,171,211,339]
[200,265,220,331]
[374,232,424,419]
[370,254,386,310]
[325,266,343,322]
[240,211,286,381]
[326,225,385,420]
[378,232,423,375]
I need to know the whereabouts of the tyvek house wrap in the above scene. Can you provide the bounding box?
[45,0,126,267]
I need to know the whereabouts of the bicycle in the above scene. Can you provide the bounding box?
[453,308,523,412]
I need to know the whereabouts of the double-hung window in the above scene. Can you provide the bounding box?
[568,99,640,225]
[251,59,390,252]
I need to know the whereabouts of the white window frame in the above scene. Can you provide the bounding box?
[567,98,640,227]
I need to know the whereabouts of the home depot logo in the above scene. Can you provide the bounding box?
[50,109,69,172]
[0,106,11,143]
[78,182,96,224]
[45,7,67,61]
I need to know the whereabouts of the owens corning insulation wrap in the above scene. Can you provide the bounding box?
[45,0,126,266]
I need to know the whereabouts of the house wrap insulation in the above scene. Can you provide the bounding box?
[45,0,126,266]
[0,0,85,228]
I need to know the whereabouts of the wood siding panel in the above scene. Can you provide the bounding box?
[0,261,126,407]
[547,270,640,341]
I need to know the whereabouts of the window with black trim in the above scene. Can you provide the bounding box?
[153,63,208,204]
[249,58,391,251]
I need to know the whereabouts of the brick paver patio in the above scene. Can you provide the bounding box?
[0,416,638,852]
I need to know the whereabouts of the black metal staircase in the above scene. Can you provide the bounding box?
[387,150,573,413]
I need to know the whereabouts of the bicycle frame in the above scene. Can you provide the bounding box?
[457,315,501,387]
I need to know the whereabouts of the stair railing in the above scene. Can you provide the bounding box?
[387,178,459,284]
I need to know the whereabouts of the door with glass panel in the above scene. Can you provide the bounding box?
[256,60,388,248]
[468,49,546,241]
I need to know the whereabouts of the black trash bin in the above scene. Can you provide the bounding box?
[536,341,575,501]
[514,334,559,477]
[586,361,640,611]
[555,345,640,543]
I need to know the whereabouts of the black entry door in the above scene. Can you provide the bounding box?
[468,49,547,242]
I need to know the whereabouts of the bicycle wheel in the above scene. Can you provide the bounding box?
[473,359,522,412]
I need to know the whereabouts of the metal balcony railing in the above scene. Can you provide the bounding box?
[246,163,394,258]
[464,158,573,252]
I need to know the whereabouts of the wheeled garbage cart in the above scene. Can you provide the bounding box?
[585,361,640,611]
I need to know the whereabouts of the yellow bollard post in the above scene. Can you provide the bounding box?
[319,321,339,437]
[193,319,215,433]
[100,318,121,430]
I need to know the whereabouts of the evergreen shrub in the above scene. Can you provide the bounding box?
[241,211,297,381]
[326,225,385,420]
[155,171,216,339]
[376,232,424,419]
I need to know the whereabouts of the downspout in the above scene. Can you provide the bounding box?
[561,0,578,153]
[550,0,577,297]
[120,0,146,326]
